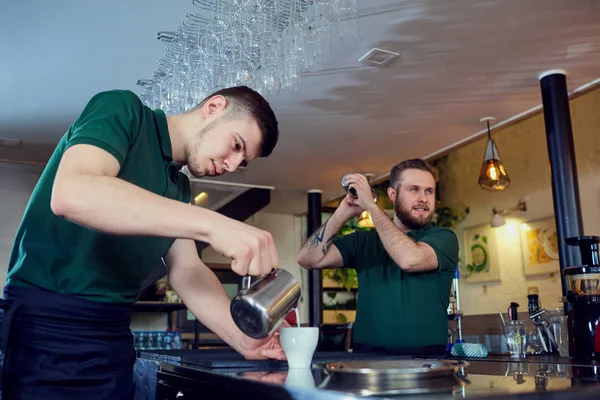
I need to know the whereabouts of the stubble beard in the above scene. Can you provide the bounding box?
[185,119,217,177]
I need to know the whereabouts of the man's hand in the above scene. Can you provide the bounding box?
[239,321,290,360]
[335,192,364,221]
[341,173,376,212]
[166,240,289,361]
[207,217,279,277]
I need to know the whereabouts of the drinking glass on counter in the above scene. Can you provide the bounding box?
[505,321,527,358]
[551,315,570,357]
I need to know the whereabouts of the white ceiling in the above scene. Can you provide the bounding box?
[2,0,600,215]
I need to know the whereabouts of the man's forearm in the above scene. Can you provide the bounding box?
[52,174,220,243]
[168,261,248,353]
[367,204,421,269]
[297,212,346,267]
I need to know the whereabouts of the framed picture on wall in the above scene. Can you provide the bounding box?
[462,223,501,283]
[520,216,560,277]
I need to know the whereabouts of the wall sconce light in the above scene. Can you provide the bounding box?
[478,116,510,191]
[357,210,375,228]
[490,199,527,228]
[357,173,376,228]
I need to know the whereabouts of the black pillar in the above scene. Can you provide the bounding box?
[307,189,323,327]
[539,70,584,314]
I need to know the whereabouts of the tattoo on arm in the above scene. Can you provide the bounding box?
[304,219,338,256]
[322,233,336,255]
[307,220,328,249]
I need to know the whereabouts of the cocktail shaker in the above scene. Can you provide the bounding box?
[341,174,377,202]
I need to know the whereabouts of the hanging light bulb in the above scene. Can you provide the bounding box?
[478,117,510,191]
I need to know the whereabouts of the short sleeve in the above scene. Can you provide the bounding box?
[418,228,459,273]
[333,230,368,273]
[65,90,142,166]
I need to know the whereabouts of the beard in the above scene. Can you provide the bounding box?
[185,119,217,177]
[394,192,433,230]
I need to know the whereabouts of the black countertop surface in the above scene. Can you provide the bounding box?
[140,349,600,399]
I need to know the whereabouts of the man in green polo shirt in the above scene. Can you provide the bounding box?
[297,158,459,354]
[0,86,284,399]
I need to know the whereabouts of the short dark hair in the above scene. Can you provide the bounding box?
[389,158,435,189]
[195,86,279,157]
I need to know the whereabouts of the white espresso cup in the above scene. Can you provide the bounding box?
[280,327,319,369]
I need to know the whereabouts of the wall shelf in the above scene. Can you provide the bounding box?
[323,310,356,324]
[322,274,358,324]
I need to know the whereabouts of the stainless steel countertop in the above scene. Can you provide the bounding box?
[146,350,600,399]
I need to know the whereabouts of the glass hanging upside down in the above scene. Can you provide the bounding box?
[137,0,360,113]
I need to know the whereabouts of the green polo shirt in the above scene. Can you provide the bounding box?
[6,90,191,304]
[334,225,459,349]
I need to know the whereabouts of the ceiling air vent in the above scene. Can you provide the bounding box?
[0,137,22,147]
[358,48,400,67]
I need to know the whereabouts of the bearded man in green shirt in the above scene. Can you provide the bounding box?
[298,158,459,355]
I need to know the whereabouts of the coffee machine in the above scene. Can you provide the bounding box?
[564,236,600,360]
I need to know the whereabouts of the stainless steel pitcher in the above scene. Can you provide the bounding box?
[230,268,301,339]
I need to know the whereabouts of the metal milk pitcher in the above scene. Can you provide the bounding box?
[230,269,301,339]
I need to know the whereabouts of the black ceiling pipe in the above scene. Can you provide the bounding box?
[307,189,323,328]
[539,70,584,314]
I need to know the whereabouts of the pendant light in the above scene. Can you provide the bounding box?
[478,116,510,191]
[357,173,376,228]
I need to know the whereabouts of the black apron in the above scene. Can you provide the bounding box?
[0,286,136,400]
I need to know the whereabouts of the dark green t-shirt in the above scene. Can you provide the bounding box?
[334,225,459,348]
[6,90,191,304]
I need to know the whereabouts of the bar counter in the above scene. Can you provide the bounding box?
[136,349,600,399]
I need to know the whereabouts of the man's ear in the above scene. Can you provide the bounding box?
[387,187,396,203]
[201,95,227,118]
